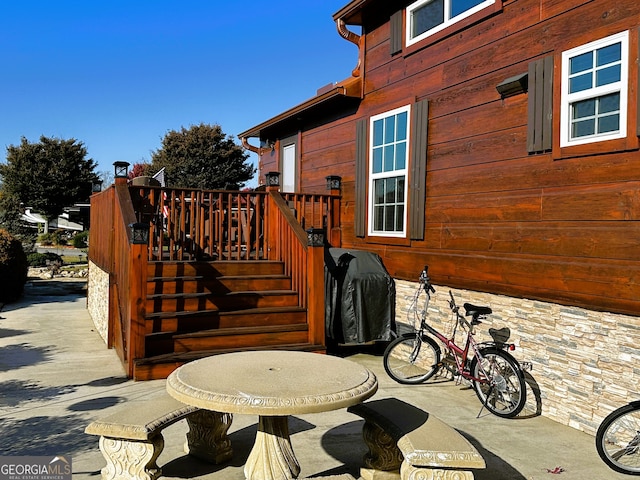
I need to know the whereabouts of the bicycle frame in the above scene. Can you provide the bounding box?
[412,274,500,385]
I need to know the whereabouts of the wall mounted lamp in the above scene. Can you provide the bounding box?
[496,73,528,98]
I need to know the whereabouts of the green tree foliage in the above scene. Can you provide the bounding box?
[150,123,255,189]
[0,229,28,302]
[0,136,98,222]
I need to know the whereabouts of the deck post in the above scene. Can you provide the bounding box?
[265,172,281,261]
[326,176,342,247]
[306,228,326,347]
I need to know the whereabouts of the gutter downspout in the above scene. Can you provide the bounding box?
[241,136,265,156]
[336,18,363,78]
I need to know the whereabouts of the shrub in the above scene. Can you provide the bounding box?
[26,252,63,267]
[38,232,56,246]
[72,231,89,248]
[0,229,28,302]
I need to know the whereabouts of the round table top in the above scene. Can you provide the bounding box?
[166,350,378,415]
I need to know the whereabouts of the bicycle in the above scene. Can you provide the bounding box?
[596,401,640,475]
[383,266,529,418]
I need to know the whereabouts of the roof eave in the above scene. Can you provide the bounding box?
[239,77,362,140]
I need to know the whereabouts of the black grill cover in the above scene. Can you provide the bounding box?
[324,248,396,344]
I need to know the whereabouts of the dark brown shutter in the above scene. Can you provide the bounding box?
[390,11,403,56]
[637,28,640,137]
[527,55,554,153]
[410,99,428,240]
[355,118,368,238]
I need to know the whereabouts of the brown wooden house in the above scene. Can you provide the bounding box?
[238,0,640,431]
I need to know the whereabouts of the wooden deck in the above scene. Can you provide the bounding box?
[89,178,340,379]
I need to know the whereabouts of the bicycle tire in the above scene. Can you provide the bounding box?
[596,402,640,475]
[470,347,526,418]
[383,332,441,384]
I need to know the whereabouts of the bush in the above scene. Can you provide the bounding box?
[72,231,89,248]
[0,229,28,302]
[26,252,63,267]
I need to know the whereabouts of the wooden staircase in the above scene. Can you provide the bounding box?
[133,260,326,380]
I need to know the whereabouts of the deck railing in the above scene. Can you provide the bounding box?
[128,186,341,261]
[89,182,147,376]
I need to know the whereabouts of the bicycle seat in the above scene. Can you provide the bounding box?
[463,303,492,318]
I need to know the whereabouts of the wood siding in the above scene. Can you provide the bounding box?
[257,0,640,316]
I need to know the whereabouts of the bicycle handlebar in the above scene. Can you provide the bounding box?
[421,266,436,293]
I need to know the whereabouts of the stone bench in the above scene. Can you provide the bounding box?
[85,393,233,480]
[348,398,486,480]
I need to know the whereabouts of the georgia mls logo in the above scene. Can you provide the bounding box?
[0,456,72,480]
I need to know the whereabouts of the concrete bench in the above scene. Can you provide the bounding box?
[348,398,485,480]
[85,394,233,480]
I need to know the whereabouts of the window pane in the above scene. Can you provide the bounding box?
[396,112,408,141]
[412,0,444,37]
[451,0,484,18]
[599,93,620,114]
[572,119,595,138]
[384,205,395,231]
[570,51,592,74]
[384,145,395,171]
[597,43,621,66]
[596,65,620,86]
[373,120,384,146]
[374,206,383,231]
[374,179,384,203]
[396,142,406,170]
[385,178,396,203]
[372,148,383,173]
[397,178,405,202]
[572,99,595,119]
[384,116,396,144]
[598,114,619,133]
[396,205,405,231]
[569,73,592,93]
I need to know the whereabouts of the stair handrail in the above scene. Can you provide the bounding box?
[266,190,325,346]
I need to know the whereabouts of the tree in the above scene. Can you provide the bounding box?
[149,123,255,189]
[0,136,98,223]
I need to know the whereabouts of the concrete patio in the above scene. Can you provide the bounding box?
[0,278,628,479]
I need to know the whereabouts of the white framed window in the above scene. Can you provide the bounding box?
[368,105,410,237]
[560,31,629,148]
[406,0,495,46]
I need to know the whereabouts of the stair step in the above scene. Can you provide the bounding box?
[173,324,309,352]
[144,306,307,335]
[148,260,285,278]
[146,290,299,312]
[147,275,292,295]
[132,344,327,381]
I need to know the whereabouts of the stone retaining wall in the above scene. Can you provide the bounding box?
[87,261,109,344]
[395,279,640,435]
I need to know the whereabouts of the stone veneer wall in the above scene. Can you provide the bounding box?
[87,260,110,344]
[395,279,640,435]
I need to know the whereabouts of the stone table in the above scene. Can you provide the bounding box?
[166,350,378,480]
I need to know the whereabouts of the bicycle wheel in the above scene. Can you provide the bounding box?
[470,347,526,418]
[596,402,640,475]
[383,332,441,384]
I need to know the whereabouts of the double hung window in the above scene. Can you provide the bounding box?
[560,31,629,147]
[368,106,410,237]
[407,0,495,45]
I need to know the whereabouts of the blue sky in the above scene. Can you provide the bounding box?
[0,1,358,186]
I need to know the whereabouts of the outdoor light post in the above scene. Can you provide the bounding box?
[129,222,150,245]
[113,161,130,185]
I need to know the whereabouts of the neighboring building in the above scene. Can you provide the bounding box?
[240,0,640,433]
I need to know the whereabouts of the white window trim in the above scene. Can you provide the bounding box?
[368,105,410,238]
[560,30,629,148]
[406,0,495,47]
